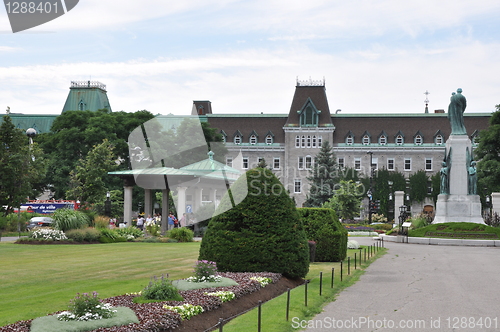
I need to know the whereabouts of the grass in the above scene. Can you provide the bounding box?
[0,242,200,326]
[408,222,500,238]
[222,245,387,332]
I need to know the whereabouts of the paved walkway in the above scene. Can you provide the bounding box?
[302,237,500,332]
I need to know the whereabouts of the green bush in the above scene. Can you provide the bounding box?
[115,226,143,240]
[298,208,348,262]
[0,212,40,232]
[53,209,89,232]
[98,228,127,243]
[199,167,310,279]
[167,227,194,242]
[141,275,183,301]
[65,228,101,242]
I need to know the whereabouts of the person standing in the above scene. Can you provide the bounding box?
[136,215,145,231]
[178,213,186,228]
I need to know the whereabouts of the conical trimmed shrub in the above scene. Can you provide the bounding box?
[198,167,309,279]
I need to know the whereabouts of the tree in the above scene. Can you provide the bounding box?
[475,106,500,195]
[66,139,117,204]
[39,109,155,198]
[0,114,46,215]
[322,180,363,221]
[365,169,406,221]
[198,167,310,279]
[408,170,430,203]
[305,141,338,207]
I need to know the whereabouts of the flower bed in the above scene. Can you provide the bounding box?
[0,272,282,332]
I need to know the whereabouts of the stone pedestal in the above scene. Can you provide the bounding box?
[434,135,484,224]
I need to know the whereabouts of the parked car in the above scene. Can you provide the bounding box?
[26,217,54,230]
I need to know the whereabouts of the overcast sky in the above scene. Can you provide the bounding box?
[1,0,500,115]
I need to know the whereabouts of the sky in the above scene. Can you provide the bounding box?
[1,0,500,116]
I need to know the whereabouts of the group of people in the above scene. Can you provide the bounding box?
[135,212,188,230]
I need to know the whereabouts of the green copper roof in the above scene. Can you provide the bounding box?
[6,113,58,133]
[62,81,112,113]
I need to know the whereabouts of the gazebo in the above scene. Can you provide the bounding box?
[108,151,241,232]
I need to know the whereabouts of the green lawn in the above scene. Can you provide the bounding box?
[0,242,200,326]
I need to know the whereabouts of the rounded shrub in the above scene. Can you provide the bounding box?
[53,209,90,232]
[167,227,194,242]
[65,228,101,242]
[141,276,183,302]
[198,167,310,279]
[298,208,348,261]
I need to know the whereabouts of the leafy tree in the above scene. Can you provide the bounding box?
[322,180,363,220]
[475,106,500,195]
[0,114,47,215]
[199,167,310,278]
[366,169,406,220]
[66,139,118,204]
[408,170,430,203]
[305,141,338,207]
[38,109,155,198]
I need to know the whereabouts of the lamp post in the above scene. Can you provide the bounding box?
[388,181,394,223]
[104,191,111,217]
[399,205,407,235]
[367,151,374,224]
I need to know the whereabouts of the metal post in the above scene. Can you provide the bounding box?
[348,257,351,275]
[258,300,262,332]
[218,318,224,332]
[319,272,323,296]
[354,253,357,270]
[304,281,308,306]
[331,268,334,288]
[340,261,343,281]
[286,288,290,321]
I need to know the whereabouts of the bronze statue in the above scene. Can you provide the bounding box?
[448,88,467,135]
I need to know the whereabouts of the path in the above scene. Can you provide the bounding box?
[302,237,500,332]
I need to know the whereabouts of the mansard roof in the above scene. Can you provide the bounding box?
[192,100,213,115]
[284,82,333,127]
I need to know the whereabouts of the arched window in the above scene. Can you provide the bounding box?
[249,135,257,145]
[265,135,273,145]
[435,135,443,145]
[396,135,404,145]
[312,135,317,148]
[295,135,300,147]
[307,136,311,148]
[346,135,354,145]
[362,135,370,145]
[414,134,423,145]
[318,136,323,147]
[234,135,241,145]
[379,135,387,145]
[301,135,306,148]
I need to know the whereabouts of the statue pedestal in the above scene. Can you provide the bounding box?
[434,194,484,224]
[434,135,484,224]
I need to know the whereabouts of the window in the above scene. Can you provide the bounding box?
[221,135,226,143]
[371,157,378,171]
[294,179,302,193]
[354,157,361,170]
[266,135,273,145]
[249,135,257,145]
[425,158,433,171]
[404,158,411,171]
[305,156,313,169]
[307,136,311,148]
[226,157,233,167]
[234,135,242,145]
[435,135,443,145]
[362,135,370,145]
[273,158,280,170]
[338,157,345,168]
[298,156,304,170]
[318,136,323,147]
[312,136,317,148]
[78,100,85,111]
[346,135,354,145]
[396,135,404,145]
[242,157,249,169]
[300,105,318,127]
[414,135,423,145]
[295,135,300,148]
[387,158,395,170]
[301,135,306,148]
[258,157,264,165]
[379,135,387,145]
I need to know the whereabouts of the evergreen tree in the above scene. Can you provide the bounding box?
[322,180,363,220]
[475,106,500,195]
[199,167,310,279]
[305,141,337,207]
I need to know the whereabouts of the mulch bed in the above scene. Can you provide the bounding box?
[0,272,303,332]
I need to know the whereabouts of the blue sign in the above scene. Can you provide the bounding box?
[186,205,192,213]
[22,203,74,214]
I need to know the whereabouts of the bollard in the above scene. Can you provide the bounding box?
[331,267,334,288]
[286,288,290,321]
[218,318,224,332]
[258,300,262,332]
[319,272,323,296]
[305,280,308,306]
[340,261,343,281]
[348,257,350,275]
[354,252,357,270]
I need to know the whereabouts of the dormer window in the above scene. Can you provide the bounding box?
[396,135,404,145]
[78,100,85,111]
[414,134,423,145]
[362,134,370,145]
[346,135,354,145]
[379,135,387,145]
[298,98,321,127]
[249,135,257,145]
[265,135,273,145]
[435,135,443,145]
[234,135,241,144]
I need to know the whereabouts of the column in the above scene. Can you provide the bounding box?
[161,189,169,234]
[394,191,405,226]
[144,189,152,218]
[176,187,187,215]
[193,187,202,214]
[123,185,133,227]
